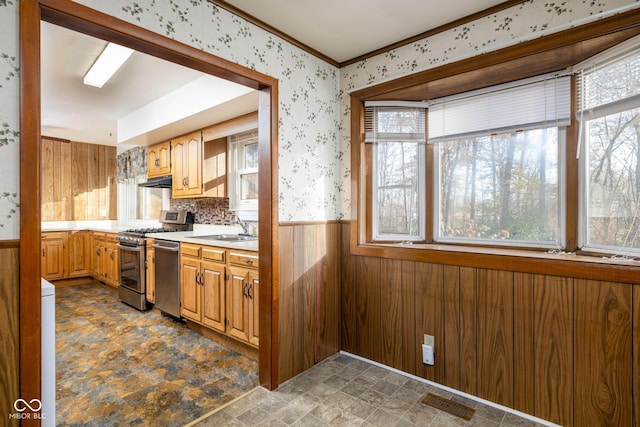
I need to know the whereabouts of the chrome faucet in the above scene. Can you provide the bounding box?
[237,218,249,235]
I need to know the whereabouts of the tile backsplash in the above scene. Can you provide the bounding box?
[170,198,236,225]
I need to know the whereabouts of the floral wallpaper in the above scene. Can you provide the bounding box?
[0,1,19,239]
[0,0,638,237]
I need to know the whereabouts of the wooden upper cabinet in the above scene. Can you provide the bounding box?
[172,131,203,198]
[147,141,171,178]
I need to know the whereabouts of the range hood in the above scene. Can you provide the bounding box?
[138,175,172,188]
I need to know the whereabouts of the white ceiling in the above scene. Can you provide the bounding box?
[41,22,258,147]
[223,0,507,63]
[41,2,507,147]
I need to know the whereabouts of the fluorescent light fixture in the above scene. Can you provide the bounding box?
[83,42,134,88]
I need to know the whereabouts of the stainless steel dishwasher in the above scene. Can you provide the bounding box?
[153,239,181,318]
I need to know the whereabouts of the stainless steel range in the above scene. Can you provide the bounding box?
[117,210,193,310]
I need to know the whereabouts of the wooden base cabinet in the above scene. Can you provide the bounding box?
[180,244,227,333]
[180,243,258,347]
[227,258,259,347]
[42,232,67,280]
[92,232,119,287]
[68,231,92,277]
[41,230,117,285]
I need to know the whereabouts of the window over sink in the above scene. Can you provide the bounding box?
[229,129,259,211]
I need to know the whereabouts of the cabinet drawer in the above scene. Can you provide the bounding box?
[41,231,66,240]
[181,243,201,258]
[202,247,225,263]
[229,252,258,268]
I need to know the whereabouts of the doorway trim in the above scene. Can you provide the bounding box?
[20,0,279,404]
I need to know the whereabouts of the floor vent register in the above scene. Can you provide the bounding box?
[421,393,475,421]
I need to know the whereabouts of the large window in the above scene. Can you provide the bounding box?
[577,38,640,256]
[355,24,640,265]
[437,128,563,247]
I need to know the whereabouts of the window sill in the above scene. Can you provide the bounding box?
[351,241,640,284]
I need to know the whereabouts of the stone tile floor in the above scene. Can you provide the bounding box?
[190,353,549,427]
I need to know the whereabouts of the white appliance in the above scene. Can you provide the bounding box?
[41,279,55,427]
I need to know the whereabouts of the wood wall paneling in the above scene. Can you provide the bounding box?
[573,279,632,426]
[476,269,514,408]
[340,223,640,426]
[442,265,461,391]
[355,256,381,363]
[380,258,403,370]
[277,225,298,383]
[317,224,340,363]
[0,246,19,425]
[277,223,341,384]
[458,266,478,396]
[71,142,88,220]
[41,138,72,221]
[43,139,117,220]
[301,225,317,370]
[87,143,100,220]
[414,262,444,383]
[513,273,535,415]
[400,260,416,375]
[341,222,356,355]
[634,286,640,427]
[533,275,573,426]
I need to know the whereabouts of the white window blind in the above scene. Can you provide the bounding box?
[364,101,428,143]
[428,73,571,143]
[574,34,640,121]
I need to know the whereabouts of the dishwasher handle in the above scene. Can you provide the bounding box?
[152,243,180,252]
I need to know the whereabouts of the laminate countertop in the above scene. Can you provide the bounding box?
[145,230,258,252]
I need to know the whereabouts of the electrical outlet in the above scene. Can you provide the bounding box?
[422,344,434,365]
[422,334,434,365]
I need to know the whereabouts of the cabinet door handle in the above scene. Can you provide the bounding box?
[110,252,114,260]
[155,158,159,167]
[248,283,253,300]
[195,272,200,285]
[243,259,254,265]
[243,283,248,298]
[42,248,45,257]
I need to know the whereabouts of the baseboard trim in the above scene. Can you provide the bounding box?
[339,351,560,427]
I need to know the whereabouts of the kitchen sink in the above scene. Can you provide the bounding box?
[192,234,258,242]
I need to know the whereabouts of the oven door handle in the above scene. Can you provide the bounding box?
[152,244,180,252]
[117,243,143,252]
